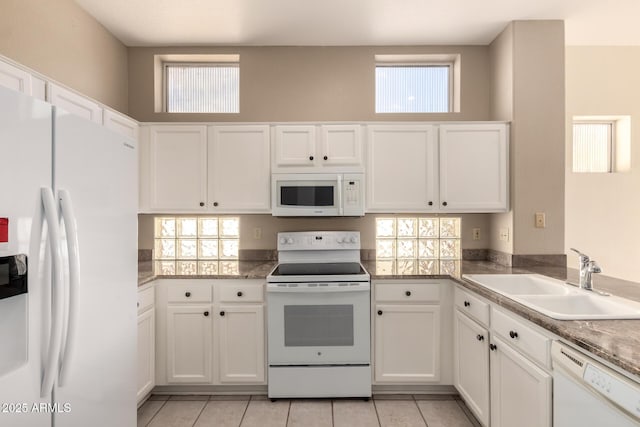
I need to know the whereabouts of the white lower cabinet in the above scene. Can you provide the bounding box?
[453,286,553,427]
[137,285,155,404]
[155,279,266,386]
[453,310,490,426]
[490,336,552,427]
[166,305,213,383]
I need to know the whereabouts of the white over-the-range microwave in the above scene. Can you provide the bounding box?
[271,173,365,216]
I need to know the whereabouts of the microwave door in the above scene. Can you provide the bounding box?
[275,178,340,216]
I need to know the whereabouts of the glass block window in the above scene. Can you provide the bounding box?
[376,217,461,276]
[154,217,239,275]
[376,65,451,113]
[165,63,239,113]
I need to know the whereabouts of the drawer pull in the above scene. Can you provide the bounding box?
[204,311,209,317]
[220,311,225,317]
[377,310,383,316]
[464,301,471,307]
[490,343,497,351]
[509,330,519,339]
[405,291,411,297]
[476,334,484,341]
[185,292,191,297]
[237,291,243,297]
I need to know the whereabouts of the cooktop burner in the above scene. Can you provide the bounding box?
[271,262,365,276]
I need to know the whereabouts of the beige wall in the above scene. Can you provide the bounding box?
[566,47,640,282]
[138,213,491,253]
[128,45,490,122]
[0,0,129,112]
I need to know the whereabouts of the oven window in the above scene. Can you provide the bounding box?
[280,186,334,207]
[284,305,354,346]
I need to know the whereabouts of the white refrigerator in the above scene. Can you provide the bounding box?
[0,86,137,426]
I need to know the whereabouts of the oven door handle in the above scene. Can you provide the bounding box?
[267,285,370,293]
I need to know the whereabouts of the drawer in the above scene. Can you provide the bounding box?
[454,287,489,326]
[217,282,264,303]
[491,306,551,368]
[167,284,212,303]
[375,282,440,303]
[137,286,154,314]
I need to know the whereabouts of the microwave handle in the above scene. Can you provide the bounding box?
[337,174,344,215]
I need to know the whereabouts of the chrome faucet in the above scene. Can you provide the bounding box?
[570,248,601,291]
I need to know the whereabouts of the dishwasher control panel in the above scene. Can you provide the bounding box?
[584,363,640,420]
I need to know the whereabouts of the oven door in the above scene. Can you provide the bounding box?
[271,173,342,216]
[267,283,370,365]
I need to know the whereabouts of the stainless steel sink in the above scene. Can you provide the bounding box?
[462,274,640,320]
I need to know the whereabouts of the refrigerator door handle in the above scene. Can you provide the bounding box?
[58,189,80,387]
[40,188,65,397]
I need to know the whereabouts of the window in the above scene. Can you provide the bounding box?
[161,54,239,113]
[572,116,631,173]
[375,54,460,113]
[154,217,240,275]
[375,217,461,276]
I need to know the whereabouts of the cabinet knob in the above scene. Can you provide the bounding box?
[405,290,411,297]
[490,343,497,351]
[476,334,484,341]
[509,330,519,339]
[213,202,219,207]
[323,155,328,160]
[204,311,209,317]
[442,201,448,207]
[377,310,383,316]
[428,201,433,206]
[237,291,243,297]
[185,292,191,297]
[309,156,314,161]
[220,311,225,316]
[464,301,470,307]
[199,202,205,207]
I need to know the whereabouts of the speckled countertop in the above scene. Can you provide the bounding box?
[139,259,640,378]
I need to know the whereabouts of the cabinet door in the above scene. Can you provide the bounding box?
[49,83,102,124]
[453,310,490,427]
[439,124,508,212]
[374,304,440,383]
[137,309,155,403]
[320,125,363,166]
[367,125,438,212]
[273,125,317,167]
[149,125,208,211]
[490,336,552,427]
[103,109,139,141]
[166,305,212,383]
[0,60,34,96]
[216,304,265,384]
[208,125,270,212]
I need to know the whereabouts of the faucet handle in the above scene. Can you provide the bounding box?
[570,248,590,262]
[588,260,602,273]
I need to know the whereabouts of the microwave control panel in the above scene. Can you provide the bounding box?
[342,174,364,216]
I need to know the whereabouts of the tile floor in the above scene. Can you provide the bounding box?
[138,394,481,427]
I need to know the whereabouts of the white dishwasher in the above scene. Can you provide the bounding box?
[552,341,640,427]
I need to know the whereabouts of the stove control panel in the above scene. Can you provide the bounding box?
[277,231,360,251]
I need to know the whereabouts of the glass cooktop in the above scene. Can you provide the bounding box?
[271,262,365,276]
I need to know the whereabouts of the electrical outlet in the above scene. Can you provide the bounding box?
[535,212,546,228]
[253,227,262,240]
[472,228,481,240]
[499,228,510,242]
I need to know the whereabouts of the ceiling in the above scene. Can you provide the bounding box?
[74,0,640,47]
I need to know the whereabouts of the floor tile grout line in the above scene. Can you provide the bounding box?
[455,398,481,427]
[372,398,383,427]
[189,399,209,427]
[331,400,335,427]
[143,399,167,427]
[413,397,430,427]
[237,397,251,427]
[285,399,292,427]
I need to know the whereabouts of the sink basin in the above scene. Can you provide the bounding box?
[463,274,573,296]
[462,273,640,320]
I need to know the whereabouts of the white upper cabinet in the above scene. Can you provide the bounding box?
[103,109,139,141]
[367,125,438,212]
[49,83,102,124]
[147,125,208,212]
[207,125,271,212]
[273,124,363,171]
[439,124,508,212]
[0,60,45,101]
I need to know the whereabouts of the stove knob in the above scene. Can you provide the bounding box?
[279,237,287,245]
[286,238,294,244]
[349,236,357,243]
